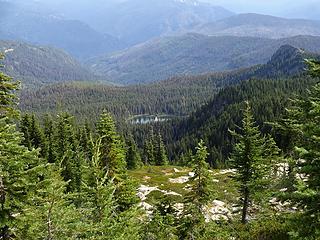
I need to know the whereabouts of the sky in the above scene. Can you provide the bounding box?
[201,0,320,20]
[11,0,320,20]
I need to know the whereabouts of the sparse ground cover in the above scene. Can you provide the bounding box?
[129,166,239,220]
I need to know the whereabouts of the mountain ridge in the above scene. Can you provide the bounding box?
[195,13,320,39]
[0,40,99,87]
[0,0,125,59]
[88,34,320,85]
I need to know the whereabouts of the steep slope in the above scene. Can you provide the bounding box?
[0,0,123,59]
[162,45,320,163]
[166,76,318,165]
[195,13,320,39]
[0,40,98,87]
[89,35,320,84]
[254,45,318,77]
[39,0,234,46]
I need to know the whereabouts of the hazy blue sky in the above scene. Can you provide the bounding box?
[201,0,320,19]
[15,0,320,20]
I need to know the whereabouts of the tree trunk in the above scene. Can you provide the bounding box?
[0,176,9,239]
[0,176,5,210]
[0,226,10,240]
[241,186,249,224]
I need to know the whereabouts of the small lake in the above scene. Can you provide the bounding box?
[128,114,180,124]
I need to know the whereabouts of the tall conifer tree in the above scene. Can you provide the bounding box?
[0,54,42,238]
[230,102,279,224]
[286,60,320,237]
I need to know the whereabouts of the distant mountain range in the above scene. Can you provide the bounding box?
[2,0,320,87]
[0,40,98,87]
[1,0,320,65]
[194,13,320,39]
[88,35,320,84]
[0,0,124,59]
[37,0,234,46]
[2,36,319,88]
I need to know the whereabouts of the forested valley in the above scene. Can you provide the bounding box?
[1,51,320,239]
[1,0,320,239]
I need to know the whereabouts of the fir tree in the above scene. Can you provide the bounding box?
[188,140,212,212]
[97,111,139,212]
[54,113,82,193]
[0,54,19,119]
[0,117,42,239]
[81,137,141,239]
[229,101,279,224]
[144,138,155,165]
[16,165,82,239]
[20,114,32,149]
[155,133,168,166]
[79,122,93,161]
[126,135,142,170]
[144,196,179,240]
[97,111,119,170]
[180,140,213,239]
[43,114,55,163]
[0,56,42,238]
[20,113,46,157]
[286,60,320,237]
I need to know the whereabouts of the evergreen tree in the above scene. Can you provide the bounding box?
[126,135,142,170]
[43,114,55,163]
[271,116,300,193]
[180,140,213,239]
[0,117,42,239]
[20,113,46,157]
[97,111,139,212]
[20,114,32,149]
[188,140,212,212]
[16,165,82,239]
[82,137,117,235]
[54,113,82,193]
[97,111,119,170]
[29,114,45,154]
[229,102,279,224]
[81,137,141,239]
[155,133,168,166]
[286,60,320,237]
[143,129,156,165]
[0,54,19,119]
[0,56,42,238]
[78,122,93,161]
[144,196,179,240]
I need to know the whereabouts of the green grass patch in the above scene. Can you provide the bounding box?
[129,166,238,205]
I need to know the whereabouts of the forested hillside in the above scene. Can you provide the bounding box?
[89,35,320,84]
[162,76,318,165]
[21,45,318,120]
[0,40,98,87]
